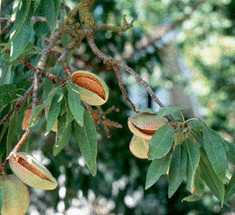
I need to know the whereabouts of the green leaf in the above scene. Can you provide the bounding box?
[46,91,63,134]
[29,86,62,127]
[157,106,183,118]
[168,144,187,198]
[148,125,175,159]
[224,171,235,202]
[203,127,227,183]
[199,149,225,205]
[182,138,200,193]
[75,109,97,176]
[0,188,3,213]
[0,65,12,84]
[53,120,71,156]
[67,82,84,127]
[5,0,31,38]
[182,173,204,202]
[145,150,171,189]
[6,112,17,155]
[40,0,61,32]
[225,141,235,165]
[0,84,17,95]
[63,92,74,125]
[187,119,205,130]
[10,17,33,61]
[0,84,18,108]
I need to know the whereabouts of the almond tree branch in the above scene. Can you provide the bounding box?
[0,28,66,172]
[0,85,34,126]
[0,16,48,36]
[85,104,122,138]
[113,66,138,113]
[86,34,165,108]
[4,50,66,84]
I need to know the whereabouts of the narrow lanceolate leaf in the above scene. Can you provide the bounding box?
[40,0,60,32]
[224,171,235,202]
[46,91,63,133]
[182,172,204,202]
[182,138,200,193]
[199,149,225,205]
[29,86,61,127]
[10,17,33,60]
[203,127,227,183]
[0,188,3,212]
[168,144,187,198]
[53,122,71,156]
[75,110,97,176]
[67,82,84,127]
[148,125,175,159]
[225,141,235,165]
[145,151,171,190]
[157,106,183,118]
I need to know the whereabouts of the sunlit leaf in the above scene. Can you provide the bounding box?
[203,127,227,183]
[148,125,175,159]
[46,90,63,134]
[75,109,97,176]
[53,119,71,156]
[199,149,225,205]
[168,144,187,198]
[183,138,200,192]
[145,150,171,189]
[67,82,84,127]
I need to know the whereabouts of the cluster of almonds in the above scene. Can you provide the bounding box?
[128,112,168,159]
[0,152,57,214]
[0,71,110,214]
[22,70,109,133]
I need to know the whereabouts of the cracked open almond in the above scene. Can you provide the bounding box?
[129,135,149,159]
[0,174,30,215]
[9,152,57,190]
[128,112,168,140]
[71,70,109,106]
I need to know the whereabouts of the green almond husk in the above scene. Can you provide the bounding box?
[128,112,168,140]
[129,135,149,159]
[0,174,30,215]
[9,152,57,190]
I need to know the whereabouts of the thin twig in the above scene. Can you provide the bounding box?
[0,16,48,36]
[0,19,12,35]
[4,50,65,84]
[86,35,165,108]
[5,50,37,72]
[113,66,138,113]
[0,85,34,125]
